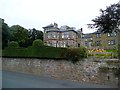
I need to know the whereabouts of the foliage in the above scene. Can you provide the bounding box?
[64,47,87,63]
[10,25,29,47]
[2,19,11,49]
[2,46,67,59]
[29,28,43,41]
[32,39,44,47]
[114,67,120,77]
[89,3,120,33]
[8,41,19,48]
[99,66,109,73]
[118,44,120,59]
[2,46,88,62]
[88,2,120,60]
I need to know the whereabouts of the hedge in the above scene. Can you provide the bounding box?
[2,46,67,59]
[2,46,88,62]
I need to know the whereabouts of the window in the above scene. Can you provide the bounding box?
[114,32,117,36]
[48,35,50,38]
[62,41,66,47]
[108,32,115,37]
[108,40,115,45]
[108,33,110,37]
[99,40,101,45]
[62,35,64,38]
[111,40,115,45]
[96,41,99,46]
[66,35,69,38]
[53,35,56,38]
[108,40,111,45]
[96,34,99,38]
[96,40,101,46]
[90,38,93,40]
[96,33,101,38]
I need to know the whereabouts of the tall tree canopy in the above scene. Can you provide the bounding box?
[29,28,43,41]
[10,25,29,47]
[88,2,120,88]
[89,2,120,33]
[2,19,10,49]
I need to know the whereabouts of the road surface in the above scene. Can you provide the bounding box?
[2,70,117,88]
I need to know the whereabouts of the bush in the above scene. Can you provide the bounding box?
[118,44,120,59]
[64,47,87,63]
[114,67,120,77]
[8,41,19,48]
[32,39,44,47]
[99,66,109,73]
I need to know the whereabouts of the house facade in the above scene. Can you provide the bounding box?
[83,31,120,49]
[82,33,93,48]
[43,23,80,47]
[92,31,120,49]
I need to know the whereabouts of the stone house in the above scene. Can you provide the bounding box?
[43,23,80,47]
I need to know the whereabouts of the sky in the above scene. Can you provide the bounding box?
[0,0,119,33]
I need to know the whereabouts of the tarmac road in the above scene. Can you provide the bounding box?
[2,70,117,88]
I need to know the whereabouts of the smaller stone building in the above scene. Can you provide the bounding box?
[83,30,120,49]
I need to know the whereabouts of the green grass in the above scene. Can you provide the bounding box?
[106,49,117,53]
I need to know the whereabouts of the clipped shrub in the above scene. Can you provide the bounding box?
[118,44,120,59]
[32,39,44,47]
[64,47,87,63]
[8,41,19,48]
[114,67,120,77]
[99,66,109,73]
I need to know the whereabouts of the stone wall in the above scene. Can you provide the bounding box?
[2,58,118,87]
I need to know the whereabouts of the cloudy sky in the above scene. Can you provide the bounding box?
[0,0,119,33]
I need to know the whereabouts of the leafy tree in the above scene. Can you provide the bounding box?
[89,3,120,33]
[10,25,29,47]
[29,28,43,40]
[2,19,10,49]
[28,28,43,46]
[89,2,120,88]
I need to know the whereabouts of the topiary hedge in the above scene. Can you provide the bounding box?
[2,46,67,59]
[32,39,44,47]
[118,44,120,59]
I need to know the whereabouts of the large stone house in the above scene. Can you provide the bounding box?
[43,23,80,47]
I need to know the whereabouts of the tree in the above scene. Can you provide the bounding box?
[10,25,29,47]
[2,19,10,49]
[29,28,43,40]
[89,2,120,89]
[89,3,120,33]
[28,28,43,46]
